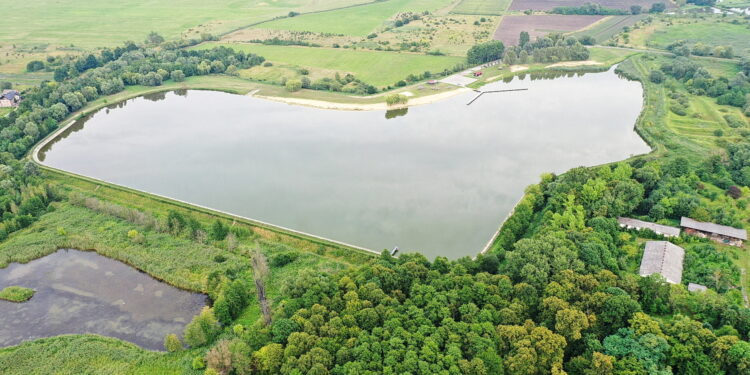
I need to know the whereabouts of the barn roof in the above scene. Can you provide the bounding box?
[639,241,685,284]
[618,217,681,237]
[680,217,747,240]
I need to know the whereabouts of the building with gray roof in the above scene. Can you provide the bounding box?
[639,241,685,284]
[680,217,747,247]
[618,217,680,237]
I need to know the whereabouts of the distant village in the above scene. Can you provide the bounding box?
[618,216,748,293]
[0,90,21,108]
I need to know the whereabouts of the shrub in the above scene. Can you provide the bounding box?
[649,70,665,84]
[164,333,183,352]
[184,307,221,347]
[385,94,408,106]
[724,114,746,128]
[285,79,302,92]
[192,356,206,370]
[170,70,185,82]
[270,252,299,267]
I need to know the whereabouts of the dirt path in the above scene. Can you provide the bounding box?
[742,268,749,308]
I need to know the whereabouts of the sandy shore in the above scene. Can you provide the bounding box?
[253,87,473,111]
[546,60,602,68]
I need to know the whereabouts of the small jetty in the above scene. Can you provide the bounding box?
[467,88,528,106]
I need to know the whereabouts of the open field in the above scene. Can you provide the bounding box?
[450,0,513,15]
[571,15,646,43]
[194,42,465,87]
[0,0,373,49]
[508,0,676,11]
[258,0,455,36]
[629,18,750,57]
[494,15,605,45]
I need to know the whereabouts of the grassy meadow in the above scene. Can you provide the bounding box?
[259,0,455,36]
[571,15,645,44]
[631,18,750,57]
[194,42,465,86]
[0,0,373,49]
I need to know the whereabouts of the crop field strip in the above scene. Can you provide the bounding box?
[508,0,677,11]
[450,0,513,15]
[571,15,646,42]
[493,15,606,45]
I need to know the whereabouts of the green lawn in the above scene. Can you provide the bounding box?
[646,21,750,57]
[450,0,512,15]
[259,0,454,36]
[0,0,368,48]
[195,42,465,87]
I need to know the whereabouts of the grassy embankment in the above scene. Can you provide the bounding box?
[0,286,34,302]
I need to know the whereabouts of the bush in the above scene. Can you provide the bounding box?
[170,70,185,82]
[270,252,299,267]
[467,40,505,64]
[192,356,206,370]
[164,333,183,352]
[649,70,665,84]
[385,94,408,106]
[184,307,221,347]
[285,79,302,92]
[26,60,45,72]
[724,114,746,128]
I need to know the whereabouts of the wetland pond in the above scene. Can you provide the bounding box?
[0,249,207,350]
[40,68,650,259]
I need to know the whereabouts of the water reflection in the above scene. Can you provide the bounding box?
[40,68,650,258]
[0,249,207,350]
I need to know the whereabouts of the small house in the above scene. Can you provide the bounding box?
[473,71,483,77]
[618,217,680,237]
[0,90,21,108]
[639,241,685,284]
[426,80,438,85]
[680,217,747,247]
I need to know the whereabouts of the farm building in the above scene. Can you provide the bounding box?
[680,217,747,247]
[0,90,21,108]
[688,283,708,292]
[617,217,680,237]
[639,241,685,284]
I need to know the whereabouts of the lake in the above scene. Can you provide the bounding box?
[0,249,206,350]
[39,68,650,258]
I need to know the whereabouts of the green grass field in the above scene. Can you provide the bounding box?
[259,0,454,36]
[0,0,368,49]
[195,42,465,87]
[450,0,512,15]
[571,15,645,44]
[645,21,750,57]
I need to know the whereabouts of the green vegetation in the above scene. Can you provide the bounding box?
[0,0,370,49]
[194,42,465,87]
[450,0,512,15]
[571,15,646,44]
[639,19,750,57]
[0,286,34,302]
[259,0,453,36]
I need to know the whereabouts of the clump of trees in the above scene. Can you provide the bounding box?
[467,40,505,64]
[503,32,589,65]
[552,3,629,15]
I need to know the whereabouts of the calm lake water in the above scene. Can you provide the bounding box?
[0,249,206,350]
[40,68,650,258]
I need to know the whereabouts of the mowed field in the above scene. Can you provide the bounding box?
[450,0,513,15]
[571,14,645,43]
[0,0,369,48]
[493,15,605,45]
[259,0,454,36]
[508,0,675,11]
[195,43,465,86]
[644,21,750,57]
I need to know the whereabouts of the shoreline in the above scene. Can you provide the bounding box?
[254,86,473,111]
